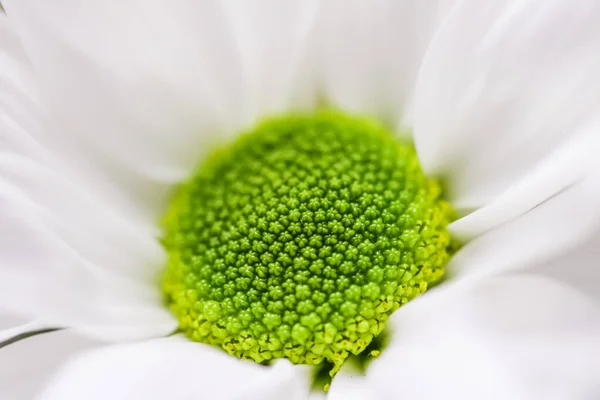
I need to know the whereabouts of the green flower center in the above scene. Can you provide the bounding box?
[162,111,455,376]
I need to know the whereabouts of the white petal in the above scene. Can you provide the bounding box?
[0,313,26,331]
[39,337,311,400]
[1,11,167,226]
[327,366,375,400]
[532,228,600,303]
[316,0,457,129]
[0,13,177,340]
[0,13,67,172]
[0,156,177,340]
[3,0,238,183]
[0,134,178,338]
[367,275,600,400]
[0,330,99,400]
[414,0,600,231]
[4,1,321,202]
[450,122,600,240]
[449,170,600,279]
[222,0,320,119]
[0,318,45,343]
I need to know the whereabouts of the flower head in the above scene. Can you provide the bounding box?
[1,1,600,399]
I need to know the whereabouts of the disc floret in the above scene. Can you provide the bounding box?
[162,112,454,374]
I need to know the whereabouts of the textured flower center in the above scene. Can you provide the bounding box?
[162,112,455,375]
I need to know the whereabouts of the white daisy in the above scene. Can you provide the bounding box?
[1,1,600,399]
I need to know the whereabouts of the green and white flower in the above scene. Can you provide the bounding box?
[1,1,600,399]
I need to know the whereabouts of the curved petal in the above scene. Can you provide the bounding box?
[449,170,600,280]
[366,275,600,400]
[414,0,600,233]
[0,184,177,340]
[3,0,242,185]
[39,337,311,400]
[0,12,166,225]
[3,0,321,201]
[532,228,600,303]
[316,0,457,129]
[0,11,56,162]
[1,12,176,340]
[0,330,99,400]
[0,317,46,343]
[222,0,320,119]
[450,121,600,240]
[0,309,43,346]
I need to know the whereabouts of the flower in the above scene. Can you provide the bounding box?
[1,1,600,399]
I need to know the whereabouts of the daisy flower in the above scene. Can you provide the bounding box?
[1,1,600,399]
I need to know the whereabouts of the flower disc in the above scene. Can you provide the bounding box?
[162,112,455,372]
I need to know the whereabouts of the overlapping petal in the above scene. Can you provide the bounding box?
[449,170,600,280]
[362,275,600,399]
[38,337,311,400]
[0,14,176,340]
[0,330,98,400]
[3,0,321,203]
[315,0,457,129]
[414,0,600,236]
